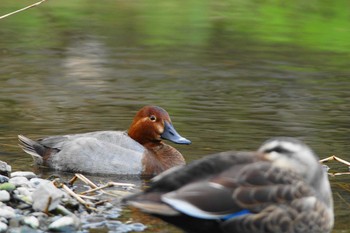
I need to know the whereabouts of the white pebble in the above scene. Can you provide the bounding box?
[0,191,10,202]
[49,216,79,230]
[0,221,7,233]
[15,187,34,197]
[11,171,37,179]
[0,206,15,219]
[29,178,50,188]
[23,216,39,229]
[9,176,29,187]
[32,183,64,212]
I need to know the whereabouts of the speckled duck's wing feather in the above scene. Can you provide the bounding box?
[126,151,333,233]
[222,196,333,233]
[124,151,257,213]
[141,159,314,219]
[148,151,261,192]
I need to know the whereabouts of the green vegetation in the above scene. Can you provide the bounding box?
[1,0,350,53]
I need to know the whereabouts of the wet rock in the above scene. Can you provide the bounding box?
[0,191,10,202]
[32,182,64,212]
[23,216,39,229]
[11,171,37,179]
[0,183,16,192]
[9,177,29,187]
[0,221,7,233]
[48,216,80,232]
[0,175,9,184]
[0,161,11,177]
[0,205,16,219]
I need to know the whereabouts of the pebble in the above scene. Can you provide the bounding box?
[48,216,80,231]
[0,191,10,202]
[0,175,9,184]
[32,182,64,212]
[15,187,34,197]
[11,171,37,179]
[0,221,7,233]
[0,217,7,224]
[0,160,145,233]
[0,183,16,192]
[128,222,147,231]
[0,205,16,219]
[29,178,50,188]
[9,177,30,187]
[0,161,11,177]
[23,216,39,229]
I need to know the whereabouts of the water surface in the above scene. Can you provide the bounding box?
[0,1,350,232]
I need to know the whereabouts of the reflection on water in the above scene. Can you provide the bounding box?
[0,1,350,232]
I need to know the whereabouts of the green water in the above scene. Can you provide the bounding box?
[0,1,350,232]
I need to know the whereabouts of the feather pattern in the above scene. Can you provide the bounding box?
[124,137,333,233]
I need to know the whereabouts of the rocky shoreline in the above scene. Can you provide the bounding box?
[0,161,146,233]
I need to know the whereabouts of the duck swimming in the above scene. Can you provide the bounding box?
[18,106,191,176]
[124,137,333,233]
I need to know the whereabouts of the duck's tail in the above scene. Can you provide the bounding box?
[18,135,45,165]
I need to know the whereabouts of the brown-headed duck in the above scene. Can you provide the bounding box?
[18,106,191,176]
[124,137,333,233]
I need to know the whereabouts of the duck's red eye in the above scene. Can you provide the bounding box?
[149,115,157,122]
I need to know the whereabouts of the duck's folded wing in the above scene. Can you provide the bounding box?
[159,162,314,219]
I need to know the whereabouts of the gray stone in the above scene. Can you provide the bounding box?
[29,178,50,188]
[23,216,39,229]
[0,161,11,177]
[48,216,80,231]
[0,191,10,202]
[0,175,9,184]
[32,182,64,212]
[0,205,15,219]
[11,171,37,179]
[0,221,7,233]
[9,177,29,187]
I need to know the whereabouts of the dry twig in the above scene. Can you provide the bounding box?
[0,0,48,20]
[320,155,350,167]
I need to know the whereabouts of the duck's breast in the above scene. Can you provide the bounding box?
[47,131,146,175]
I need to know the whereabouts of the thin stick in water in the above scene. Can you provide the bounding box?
[0,0,48,20]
